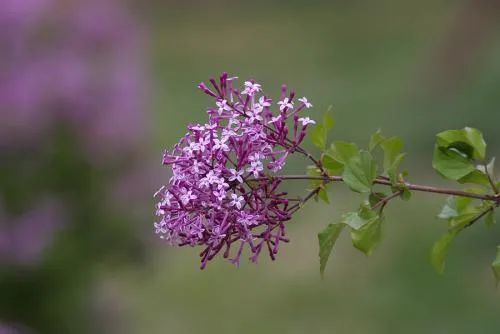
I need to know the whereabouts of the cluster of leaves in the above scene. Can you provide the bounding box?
[312,114,500,283]
[431,128,499,281]
[310,112,409,277]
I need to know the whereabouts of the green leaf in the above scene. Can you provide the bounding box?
[487,157,496,174]
[381,137,403,171]
[318,224,345,277]
[485,210,496,227]
[369,192,387,207]
[358,201,378,220]
[322,154,344,174]
[388,153,406,184]
[477,157,499,190]
[458,169,490,186]
[329,141,359,164]
[433,128,489,182]
[400,188,412,201]
[379,137,405,184]
[437,197,459,219]
[436,196,486,230]
[486,157,496,182]
[369,129,386,151]
[454,196,474,212]
[492,246,500,286]
[431,230,458,274]
[432,146,476,181]
[438,196,474,219]
[311,110,335,150]
[307,165,323,188]
[338,202,379,232]
[350,215,383,256]
[437,196,474,220]
[340,212,366,230]
[436,127,486,160]
[478,157,496,175]
[448,212,480,230]
[311,125,327,150]
[317,187,329,204]
[323,109,335,130]
[342,150,377,193]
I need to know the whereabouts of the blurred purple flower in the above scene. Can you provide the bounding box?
[0,0,148,265]
[0,198,64,266]
[0,0,147,158]
[0,323,31,334]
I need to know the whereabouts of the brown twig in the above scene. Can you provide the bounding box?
[253,175,500,203]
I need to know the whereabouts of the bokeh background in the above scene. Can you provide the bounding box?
[1,0,500,333]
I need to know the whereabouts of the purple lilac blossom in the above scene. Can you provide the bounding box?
[154,73,315,268]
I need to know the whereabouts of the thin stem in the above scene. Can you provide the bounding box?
[373,178,499,202]
[463,205,497,229]
[371,190,403,211]
[287,186,321,214]
[484,162,499,194]
[253,175,500,203]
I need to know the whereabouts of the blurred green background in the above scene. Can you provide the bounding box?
[2,0,500,333]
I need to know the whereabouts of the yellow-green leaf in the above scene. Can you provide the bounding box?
[436,127,486,160]
[485,210,496,227]
[432,146,476,181]
[492,246,500,286]
[318,224,345,278]
[342,150,377,193]
[430,230,458,274]
[329,141,359,164]
[350,215,383,256]
[322,154,343,175]
[369,129,386,151]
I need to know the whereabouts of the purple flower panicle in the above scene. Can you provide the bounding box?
[154,73,314,268]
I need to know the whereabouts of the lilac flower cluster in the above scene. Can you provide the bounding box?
[154,73,315,268]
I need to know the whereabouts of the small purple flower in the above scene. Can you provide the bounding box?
[228,169,244,183]
[212,189,227,202]
[247,160,264,177]
[154,73,314,268]
[229,193,244,209]
[258,96,271,108]
[268,115,282,124]
[298,97,313,108]
[216,99,231,115]
[213,137,229,152]
[278,97,294,111]
[241,81,261,96]
[298,117,316,126]
[180,188,197,205]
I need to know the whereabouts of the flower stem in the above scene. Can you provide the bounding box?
[371,190,403,211]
